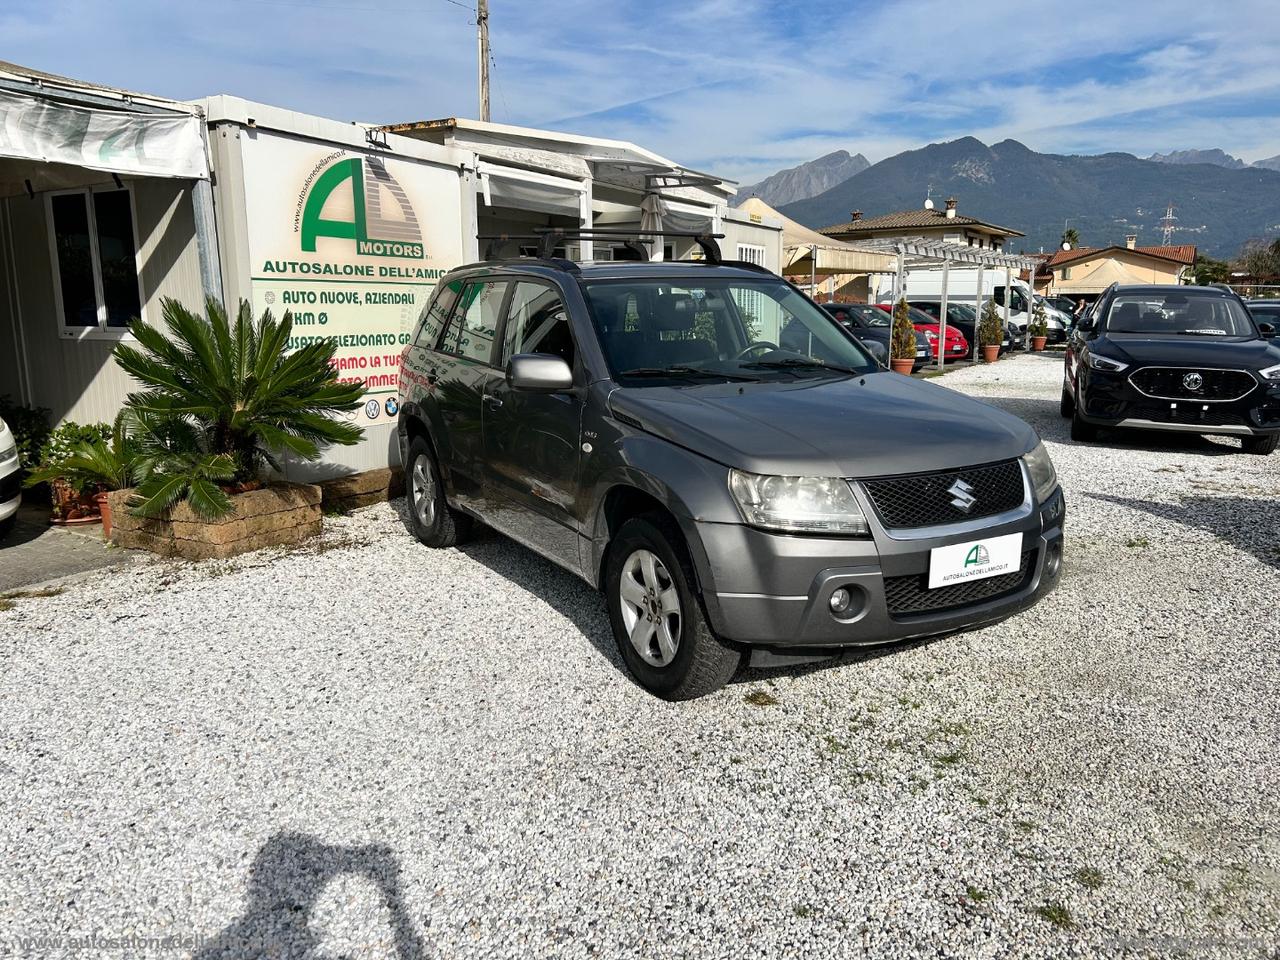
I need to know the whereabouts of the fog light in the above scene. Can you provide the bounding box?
[829,588,852,613]
[1046,542,1063,579]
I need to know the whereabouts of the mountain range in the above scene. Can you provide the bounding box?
[770,138,1280,258]
[1148,148,1280,172]
[733,150,869,207]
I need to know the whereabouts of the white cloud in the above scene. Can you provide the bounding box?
[4,0,1280,181]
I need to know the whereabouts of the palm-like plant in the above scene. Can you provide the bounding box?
[25,413,137,493]
[112,297,364,518]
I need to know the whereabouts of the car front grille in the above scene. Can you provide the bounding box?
[1128,367,1256,402]
[884,550,1036,617]
[861,460,1025,529]
[0,471,19,503]
[1126,401,1246,427]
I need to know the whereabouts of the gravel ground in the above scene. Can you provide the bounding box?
[2,351,1278,959]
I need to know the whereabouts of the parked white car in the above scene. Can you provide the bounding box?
[1,417,21,540]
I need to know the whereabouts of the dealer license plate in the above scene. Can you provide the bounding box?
[928,532,1023,589]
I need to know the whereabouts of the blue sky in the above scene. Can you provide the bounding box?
[5,0,1280,184]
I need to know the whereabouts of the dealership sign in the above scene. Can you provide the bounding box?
[241,134,464,418]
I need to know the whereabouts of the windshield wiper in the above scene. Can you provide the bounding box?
[617,366,758,382]
[741,358,864,376]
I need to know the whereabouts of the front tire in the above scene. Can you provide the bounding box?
[405,435,469,547]
[1059,383,1075,418]
[1071,402,1098,442]
[1242,434,1278,455]
[605,514,740,700]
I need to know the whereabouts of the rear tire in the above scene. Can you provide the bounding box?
[1059,383,1075,418]
[1071,403,1098,442]
[1242,434,1278,456]
[405,435,470,547]
[605,513,740,700]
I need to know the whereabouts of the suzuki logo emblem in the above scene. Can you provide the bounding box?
[1182,372,1204,391]
[948,478,978,513]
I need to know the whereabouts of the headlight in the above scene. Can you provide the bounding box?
[1022,441,1058,504]
[1260,363,1280,381]
[728,470,869,536]
[924,331,938,340]
[1084,352,1128,373]
[0,440,15,461]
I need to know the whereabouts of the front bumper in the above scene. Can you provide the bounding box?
[695,483,1065,649]
[1076,369,1280,437]
[1,464,20,522]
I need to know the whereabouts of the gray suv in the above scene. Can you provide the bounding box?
[398,240,1064,699]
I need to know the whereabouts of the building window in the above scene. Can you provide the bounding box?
[47,186,143,339]
[1061,267,1072,280]
[737,243,766,266]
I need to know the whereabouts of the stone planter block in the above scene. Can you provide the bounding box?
[318,467,405,511]
[108,483,323,560]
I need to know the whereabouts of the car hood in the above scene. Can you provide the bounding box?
[608,373,1037,478]
[1100,334,1280,369]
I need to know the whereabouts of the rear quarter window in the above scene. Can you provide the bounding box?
[413,279,464,348]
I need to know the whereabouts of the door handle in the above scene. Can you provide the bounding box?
[483,393,503,409]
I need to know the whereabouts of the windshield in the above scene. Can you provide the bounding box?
[850,304,892,327]
[583,278,879,384]
[1104,292,1257,337]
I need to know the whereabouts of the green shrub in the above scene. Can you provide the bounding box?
[34,421,112,493]
[979,299,1004,348]
[891,298,917,360]
[1028,299,1048,338]
[0,395,52,473]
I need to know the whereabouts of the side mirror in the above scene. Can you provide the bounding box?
[864,339,888,367]
[1258,321,1276,336]
[1077,316,1094,332]
[507,353,574,392]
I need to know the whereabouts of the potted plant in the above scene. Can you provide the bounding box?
[978,299,1004,363]
[25,414,138,538]
[890,298,917,374]
[28,420,111,524]
[1028,299,1049,351]
[102,298,365,558]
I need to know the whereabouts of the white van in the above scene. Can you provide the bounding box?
[1,418,20,540]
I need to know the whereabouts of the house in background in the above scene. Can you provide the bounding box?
[1039,237,1196,300]
[817,197,1024,252]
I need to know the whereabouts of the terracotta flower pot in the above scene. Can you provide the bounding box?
[981,344,1001,363]
[1031,336,1047,351]
[890,358,915,375]
[51,478,101,525]
[94,491,114,540]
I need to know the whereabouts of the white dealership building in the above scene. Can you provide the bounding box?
[0,62,781,475]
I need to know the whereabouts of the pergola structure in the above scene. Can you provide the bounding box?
[851,237,1041,369]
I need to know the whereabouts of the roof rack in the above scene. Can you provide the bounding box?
[477,228,726,264]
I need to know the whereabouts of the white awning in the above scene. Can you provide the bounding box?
[0,87,207,197]
[738,197,896,276]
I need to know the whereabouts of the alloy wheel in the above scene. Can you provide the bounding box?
[618,548,682,667]
[411,453,437,528]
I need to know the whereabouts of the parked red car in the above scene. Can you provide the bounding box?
[876,304,970,360]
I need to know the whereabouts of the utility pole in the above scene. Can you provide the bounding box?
[477,0,490,122]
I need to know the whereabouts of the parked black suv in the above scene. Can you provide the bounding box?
[398,234,1064,699]
[1062,283,1280,453]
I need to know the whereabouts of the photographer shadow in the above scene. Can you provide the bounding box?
[194,832,424,960]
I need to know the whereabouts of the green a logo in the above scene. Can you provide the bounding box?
[300,156,424,259]
[964,544,990,568]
